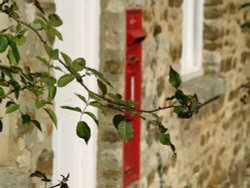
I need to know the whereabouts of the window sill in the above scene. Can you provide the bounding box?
[180,74,225,103]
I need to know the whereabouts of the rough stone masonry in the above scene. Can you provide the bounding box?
[0,0,55,187]
[97,0,250,188]
[0,0,249,188]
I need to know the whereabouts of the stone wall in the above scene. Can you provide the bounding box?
[97,0,250,188]
[0,1,55,187]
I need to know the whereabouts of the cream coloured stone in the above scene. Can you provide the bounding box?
[98,0,250,187]
[25,3,36,23]
[17,137,26,151]
[106,0,125,13]
[16,149,31,168]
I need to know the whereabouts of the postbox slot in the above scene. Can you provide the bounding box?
[127,30,146,45]
[132,36,145,45]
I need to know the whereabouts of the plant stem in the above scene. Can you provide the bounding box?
[9,15,46,44]
[6,12,181,115]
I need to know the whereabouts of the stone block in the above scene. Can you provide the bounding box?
[204,50,222,64]
[36,149,53,176]
[168,0,183,8]
[143,9,152,22]
[0,167,31,188]
[226,2,236,15]
[204,41,222,51]
[204,0,222,6]
[106,0,125,13]
[204,24,221,41]
[98,0,250,188]
[205,8,224,19]
[181,74,225,103]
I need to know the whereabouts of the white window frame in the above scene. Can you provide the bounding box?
[181,0,204,80]
[53,0,100,187]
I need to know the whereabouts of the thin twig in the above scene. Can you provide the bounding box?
[9,15,46,44]
[7,12,180,115]
[0,90,14,99]
[0,25,13,33]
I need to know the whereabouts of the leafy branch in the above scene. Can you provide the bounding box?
[0,0,200,152]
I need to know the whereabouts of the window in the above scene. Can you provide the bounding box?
[181,0,204,79]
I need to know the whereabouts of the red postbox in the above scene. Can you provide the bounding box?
[123,9,146,188]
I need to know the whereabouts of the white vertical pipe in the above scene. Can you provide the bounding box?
[53,0,100,187]
[181,0,204,79]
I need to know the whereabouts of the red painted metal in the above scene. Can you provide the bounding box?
[123,9,146,188]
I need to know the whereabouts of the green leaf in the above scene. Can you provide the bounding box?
[118,121,134,141]
[44,108,57,127]
[86,67,112,87]
[49,27,63,40]
[61,105,82,113]
[76,121,91,144]
[51,49,59,60]
[89,92,101,101]
[57,74,75,87]
[158,124,168,133]
[35,100,46,108]
[107,93,126,105]
[107,93,119,99]
[126,99,140,107]
[44,45,59,60]
[158,133,170,145]
[190,101,199,111]
[9,41,20,64]
[22,114,31,124]
[173,106,186,114]
[44,45,52,56]
[0,35,9,53]
[14,35,26,45]
[41,73,56,85]
[241,22,250,29]
[175,90,187,105]
[84,111,99,126]
[37,56,49,67]
[89,101,102,108]
[16,24,21,32]
[177,112,192,119]
[165,95,175,101]
[31,120,42,132]
[72,58,86,72]
[48,13,63,27]
[5,103,19,114]
[169,66,181,88]
[175,90,184,98]
[33,17,46,27]
[75,93,87,104]
[36,12,48,22]
[52,66,63,72]
[0,120,3,132]
[112,114,126,129]
[97,79,107,96]
[48,86,57,102]
[7,49,17,66]
[240,3,250,9]
[0,87,5,96]
[61,52,71,67]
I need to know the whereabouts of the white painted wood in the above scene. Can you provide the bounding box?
[181,0,204,80]
[53,0,100,187]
